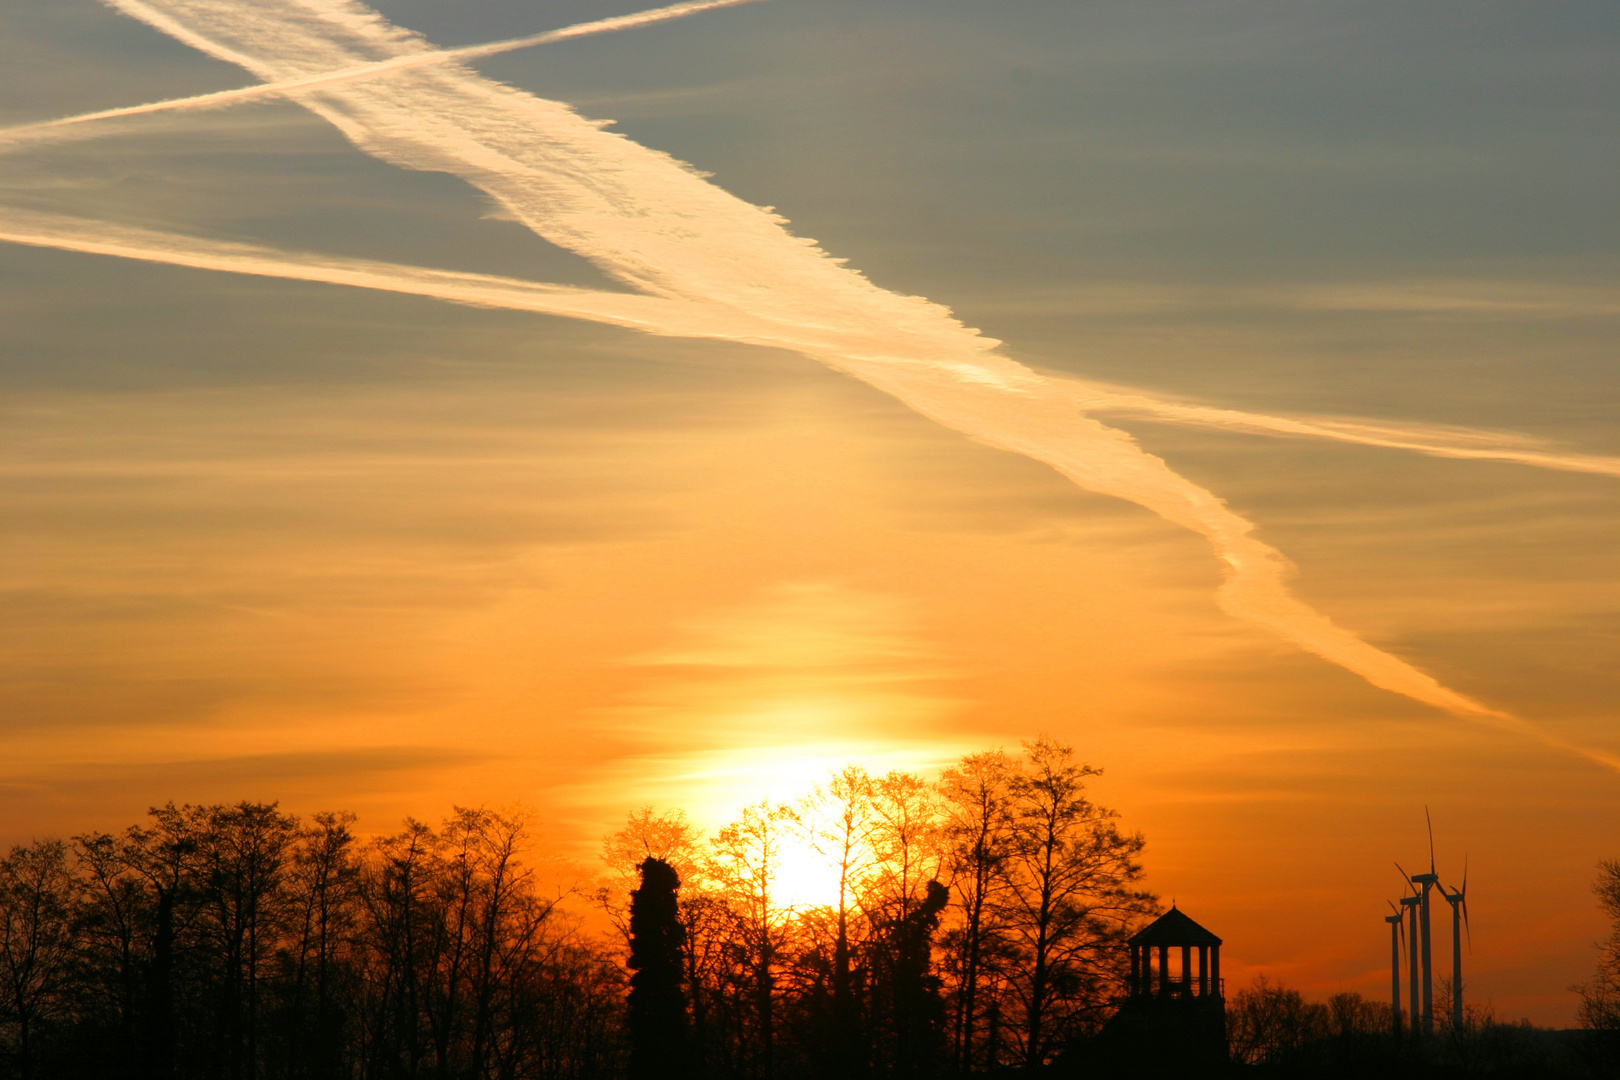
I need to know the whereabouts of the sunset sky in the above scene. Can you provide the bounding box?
[1,0,1616,1025]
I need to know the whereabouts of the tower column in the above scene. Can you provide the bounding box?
[1198,945,1208,996]
[1158,945,1169,996]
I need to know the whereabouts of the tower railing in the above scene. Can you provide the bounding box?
[1131,977,1224,999]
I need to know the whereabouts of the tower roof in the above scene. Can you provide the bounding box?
[1128,906,1222,947]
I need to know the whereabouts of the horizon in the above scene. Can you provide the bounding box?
[0,0,1616,1033]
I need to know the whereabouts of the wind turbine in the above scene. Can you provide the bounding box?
[1385,903,1405,1037]
[1438,857,1470,1032]
[1398,883,1422,1037]
[1397,857,1433,1037]
[1405,811,1441,1037]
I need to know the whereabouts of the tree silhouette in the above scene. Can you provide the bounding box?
[998,737,1156,1069]
[801,766,877,1079]
[0,841,75,1080]
[937,749,1016,1072]
[627,858,691,1080]
[877,879,950,1080]
[1579,858,1620,1068]
[707,801,797,1080]
[0,738,1193,1079]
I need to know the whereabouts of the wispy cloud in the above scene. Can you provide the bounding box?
[3,0,1615,771]
[1060,380,1620,480]
[0,0,762,155]
[9,207,1618,486]
[972,279,1620,319]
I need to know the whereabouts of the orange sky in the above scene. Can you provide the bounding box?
[1,0,1617,1026]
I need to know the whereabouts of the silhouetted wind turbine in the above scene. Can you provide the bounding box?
[1439,857,1470,1032]
[1397,859,1433,1037]
[1398,886,1422,1039]
[1385,902,1405,1037]
[1406,811,1441,1036]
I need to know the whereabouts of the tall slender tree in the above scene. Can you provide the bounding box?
[627,858,691,1080]
[708,802,797,1080]
[1579,858,1620,1063]
[999,738,1155,1069]
[801,766,877,1079]
[0,841,76,1080]
[937,750,1017,1072]
[877,880,950,1080]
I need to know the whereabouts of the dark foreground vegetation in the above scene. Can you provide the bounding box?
[1218,975,1613,1079]
[0,736,1610,1079]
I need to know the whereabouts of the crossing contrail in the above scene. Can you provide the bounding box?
[0,0,761,155]
[13,203,1618,486]
[1061,383,1620,480]
[3,0,1613,771]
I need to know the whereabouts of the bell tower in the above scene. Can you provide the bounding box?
[1127,904,1224,1002]
[1070,905,1228,1075]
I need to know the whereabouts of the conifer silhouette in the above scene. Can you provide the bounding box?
[627,857,692,1080]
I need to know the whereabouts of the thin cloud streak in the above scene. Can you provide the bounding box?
[10,0,1614,771]
[0,206,699,332]
[0,0,761,156]
[1062,381,1620,480]
[9,207,1616,485]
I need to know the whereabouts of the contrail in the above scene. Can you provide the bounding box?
[16,202,1619,485]
[8,0,1614,771]
[9,221,1615,485]
[0,207,699,331]
[1061,382,1620,480]
[0,0,761,155]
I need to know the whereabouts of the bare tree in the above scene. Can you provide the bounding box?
[936,749,1017,1073]
[359,817,441,1078]
[0,841,76,1079]
[800,766,877,1077]
[868,772,942,924]
[1228,975,1330,1065]
[210,803,300,1079]
[707,802,797,1080]
[998,737,1155,1069]
[278,811,361,1079]
[1579,858,1620,1063]
[71,831,155,1063]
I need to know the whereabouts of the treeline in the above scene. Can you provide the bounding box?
[1224,975,1613,1079]
[0,803,621,1080]
[0,737,1157,1079]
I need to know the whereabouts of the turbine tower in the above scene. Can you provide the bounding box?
[1387,810,1468,1040]
[1399,890,1421,1035]
[1404,812,1441,1037]
[1385,905,1405,1037]
[1438,859,1470,1032]
[1398,862,1435,1035]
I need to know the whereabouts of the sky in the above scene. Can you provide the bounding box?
[1,0,1617,1025]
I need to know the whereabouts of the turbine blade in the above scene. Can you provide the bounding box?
[1427,807,1436,875]
[1462,898,1472,951]
[1396,861,1414,888]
